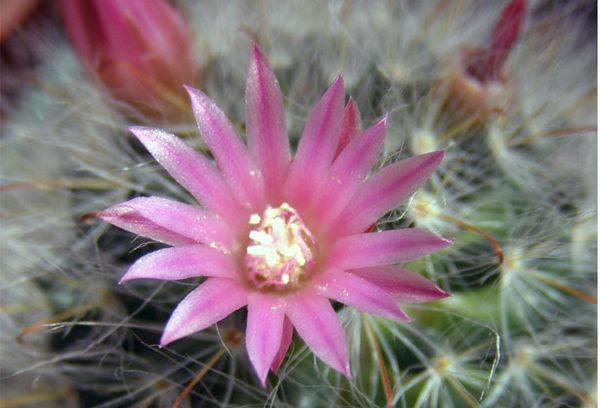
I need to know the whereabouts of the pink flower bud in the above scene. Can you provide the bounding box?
[439,0,527,122]
[465,0,527,83]
[59,0,199,119]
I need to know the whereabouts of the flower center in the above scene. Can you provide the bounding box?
[244,203,317,290]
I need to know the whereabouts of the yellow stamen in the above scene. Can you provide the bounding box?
[244,203,317,290]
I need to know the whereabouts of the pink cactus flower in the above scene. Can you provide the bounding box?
[99,44,450,386]
[59,0,199,119]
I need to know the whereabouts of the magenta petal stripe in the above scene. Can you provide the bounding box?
[271,318,293,372]
[286,295,351,377]
[245,43,290,202]
[312,116,387,225]
[330,150,444,237]
[333,98,361,159]
[352,266,449,303]
[120,245,238,283]
[246,293,286,386]
[100,197,235,250]
[186,86,265,210]
[129,127,246,229]
[327,229,451,270]
[314,269,411,322]
[160,278,248,346]
[284,76,345,208]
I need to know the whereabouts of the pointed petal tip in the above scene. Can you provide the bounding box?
[439,236,453,246]
[96,204,130,222]
[184,85,210,112]
[128,126,159,143]
[257,372,268,388]
[321,74,344,97]
[343,364,353,379]
[119,267,138,284]
[128,125,151,134]
[251,40,266,63]
[429,234,453,251]
[249,42,272,74]
[270,360,283,373]
[159,320,184,348]
[430,149,445,161]
[332,73,344,89]
[96,209,111,221]
[427,281,451,299]
[183,84,205,99]
[158,336,168,348]
[398,309,413,322]
[437,287,451,299]
[249,348,270,386]
[183,84,205,103]
[416,149,445,164]
[411,279,451,301]
[415,149,444,173]
[159,332,176,348]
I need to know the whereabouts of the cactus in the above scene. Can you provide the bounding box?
[0,1,595,406]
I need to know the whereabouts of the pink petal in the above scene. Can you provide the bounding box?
[284,76,345,208]
[351,266,449,303]
[160,278,247,346]
[327,229,451,270]
[120,245,238,283]
[245,43,290,202]
[186,86,265,210]
[333,98,361,159]
[313,269,411,322]
[312,116,387,227]
[285,295,350,377]
[271,318,293,372]
[330,150,444,237]
[129,127,246,229]
[99,197,235,250]
[246,293,285,386]
[99,202,193,246]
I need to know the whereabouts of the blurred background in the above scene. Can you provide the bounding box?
[0,0,597,406]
